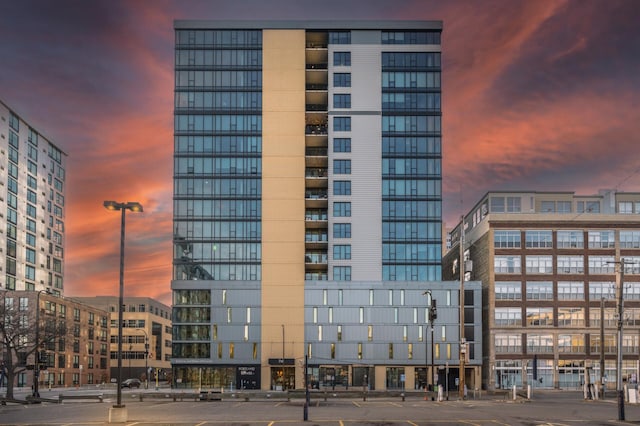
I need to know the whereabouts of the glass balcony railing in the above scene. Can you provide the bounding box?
[305,253,328,264]
[306,63,328,70]
[305,210,328,221]
[305,272,328,280]
[305,125,328,135]
[306,83,328,91]
[305,168,327,178]
[305,148,327,156]
[305,233,328,242]
[305,190,327,199]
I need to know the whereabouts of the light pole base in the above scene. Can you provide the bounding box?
[109,406,128,423]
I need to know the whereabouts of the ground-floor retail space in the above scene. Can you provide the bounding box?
[491,358,640,390]
[171,363,481,392]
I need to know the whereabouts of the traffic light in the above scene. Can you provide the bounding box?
[429,299,437,322]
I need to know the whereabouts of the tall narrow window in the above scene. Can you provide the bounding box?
[408,343,413,360]
[337,325,342,341]
[388,343,394,359]
[357,343,362,359]
[368,325,373,341]
[330,343,336,359]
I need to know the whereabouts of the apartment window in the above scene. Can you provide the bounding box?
[9,112,19,131]
[624,283,640,300]
[526,307,553,326]
[525,256,553,274]
[620,231,640,248]
[333,73,351,87]
[490,196,521,213]
[333,138,351,152]
[495,334,522,353]
[557,255,584,274]
[337,325,342,341]
[526,334,553,353]
[525,230,552,248]
[359,307,364,323]
[495,282,522,300]
[558,308,585,326]
[334,94,351,109]
[333,52,351,66]
[588,281,615,300]
[357,343,363,359]
[494,255,521,274]
[626,257,640,274]
[368,324,373,341]
[588,256,615,274]
[588,231,615,248]
[526,281,553,300]
[541,201,555,213]
[557,282,584,300]
[333,159,351,174]
[333,245,351,260]
[577,200,600,213]
[329,31,351,44]
[495,308,522,326]
[333,181,351,195]
[334,116,351,131]
[388,343,394,359]
[494,230,521,248]
[558,334,584,353]
[333,202,351,217]
[557,230,584,248]
[333,266,351,281]
[333,223,351,238]
[619,202,633,214]
[557,201,572,213]
[318,325,323,341]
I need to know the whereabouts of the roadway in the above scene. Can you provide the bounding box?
[1,387,640,425]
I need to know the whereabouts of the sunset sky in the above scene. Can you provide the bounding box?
[0,0,638,305]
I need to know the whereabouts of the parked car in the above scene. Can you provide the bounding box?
[121,378,141,388]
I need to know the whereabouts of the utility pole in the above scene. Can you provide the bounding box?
[458,215,466,400]
[615,259,627,421]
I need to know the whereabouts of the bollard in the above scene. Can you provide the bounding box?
[527,384,531,400]
[401,393,405,401]
[512,385,516,400]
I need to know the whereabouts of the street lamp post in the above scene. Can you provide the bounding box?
[32,289,50,399]
[458,216,466,400]
[104,200,143,410]
[423,291,437,400]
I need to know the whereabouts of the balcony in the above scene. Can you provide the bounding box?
[306,104,328,112]
[306,83,328,91]
[305,125,328,135]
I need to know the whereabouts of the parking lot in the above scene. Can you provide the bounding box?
[1,389,640,425]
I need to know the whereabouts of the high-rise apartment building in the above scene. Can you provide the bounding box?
[0,100,67,295]
[171,20,457,391]
[443,190,640,391]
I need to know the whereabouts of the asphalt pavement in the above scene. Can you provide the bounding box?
[1,387,640,425]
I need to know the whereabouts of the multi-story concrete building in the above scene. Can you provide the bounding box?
[0,291,110,389]
[0,99,67,295]
[75,296,172,386]
[443,190,640,391]
[170,20,484,391]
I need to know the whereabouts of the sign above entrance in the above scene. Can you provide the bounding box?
[268,358,295,365]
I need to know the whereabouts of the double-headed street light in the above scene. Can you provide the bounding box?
[104,201,143,409]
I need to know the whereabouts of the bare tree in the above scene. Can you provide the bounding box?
[0,292,64,400]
